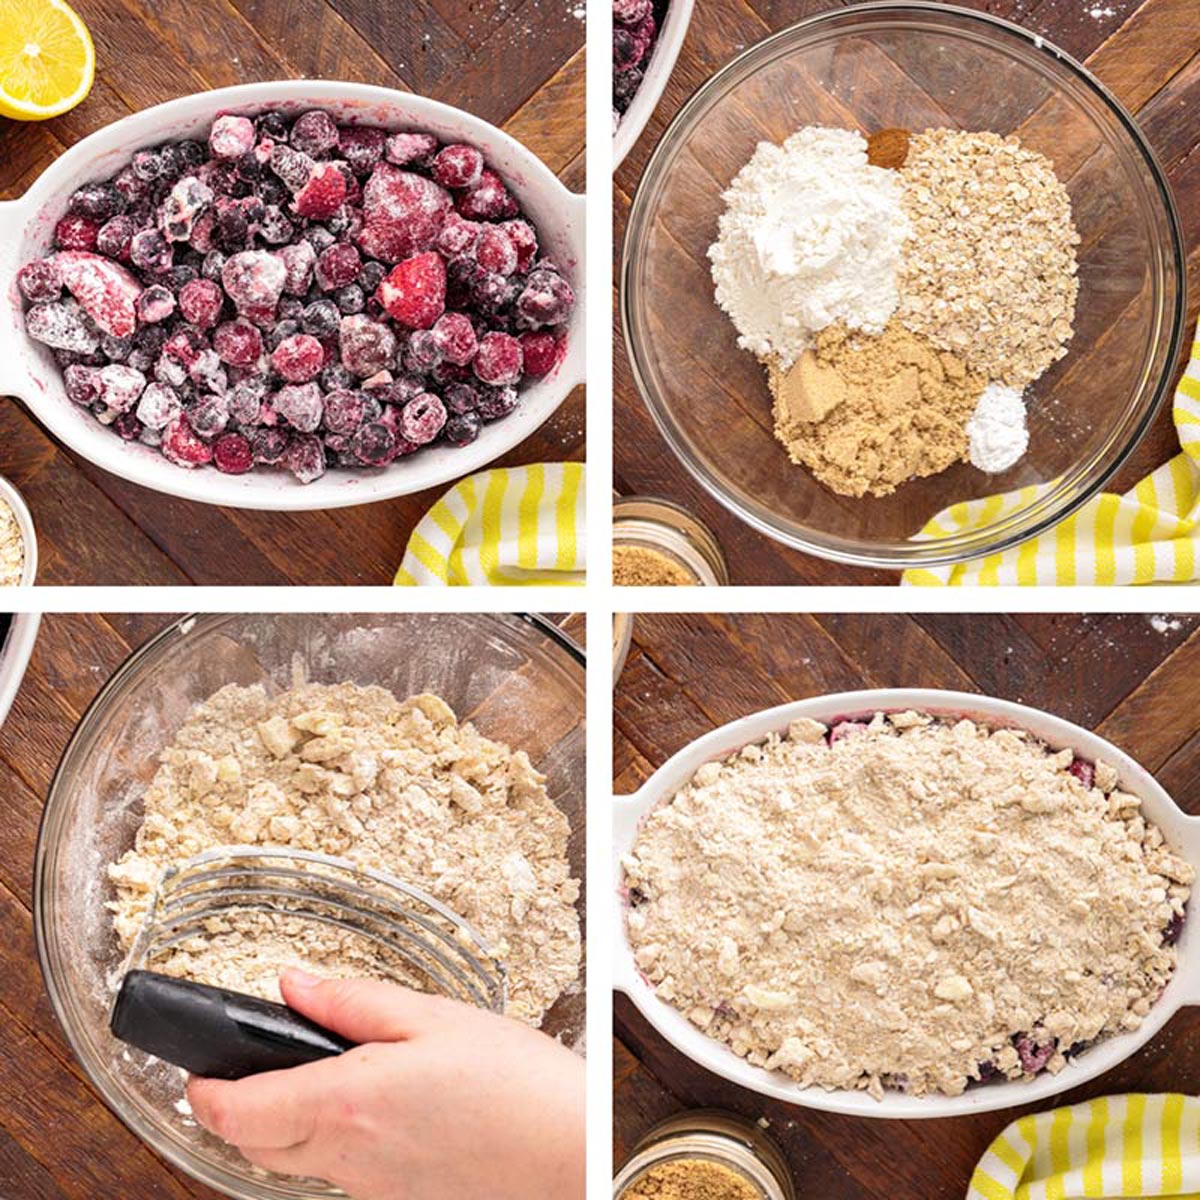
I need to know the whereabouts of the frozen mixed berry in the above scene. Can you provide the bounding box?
[212,431,254,473]
[432,144,484,190]
[19,107,572,482]
[613,0,664,123]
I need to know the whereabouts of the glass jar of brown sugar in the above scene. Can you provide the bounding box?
[613,497,729,586]
[614,1111,794,1200]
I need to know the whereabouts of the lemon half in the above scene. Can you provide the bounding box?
[0,0,94,120]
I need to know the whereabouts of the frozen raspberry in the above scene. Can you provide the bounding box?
[54,213,99,252]
[290,109,339,156]
[272,333,324,382]
[135,382,183,428]
[516,267,575,328]
[455,169,515,220]
[350,421,397,466]
[338,314,397,377]
[17,259,62,303]
[432,144,484,190]
[357,164,452,263]
[97,215,137,261]
[315,242,361,290]
[444,411,482,446]
[268,143,313,192]
[1068,757,1095,789]
[614,0,652,22]
[130,229,173,274]
[321,388,365,434]
[269,241,315,297]
[436,212,482,258]
[430,312,477,366]
[476,384,519,421]
[377,252,446,330]
[293,162,347,220]
[55,251,142,338]
[338,125,386,175]
[63,363,101,405]
[160,176,215,242]
[209,115,256,159]
[212,431,254,473]
[188,394,230,437]
[286,433,326,483]
[222,250,287,315]
[400,392,446,445]
[252,426,290,464]
[384,132,438,166]
[212,318,264,367]
[473,331,523,385]
[178,278,225,329]
[161,415,214,467]
[98,364,146,412]
[519,331,561,377]
[502,220,539,273]
[273,381,323,431]
[69,182,126,222]
[476,226,518,276]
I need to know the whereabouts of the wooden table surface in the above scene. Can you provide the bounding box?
[0,609,582,1200]
[613,612,1200,1197]
[0,0,585,586]
[613,0,1200,587]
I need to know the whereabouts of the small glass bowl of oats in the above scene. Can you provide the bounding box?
[614,496,729,586]
[614,1111,794,1200]
[0,475,36,587]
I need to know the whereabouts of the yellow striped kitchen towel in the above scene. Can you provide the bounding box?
[967,1094,1200,1199]
[395,463,585,586]
[903,323,1200,586]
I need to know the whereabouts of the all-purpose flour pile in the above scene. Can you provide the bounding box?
[708,126,1079,496]
[108,681,582,1026]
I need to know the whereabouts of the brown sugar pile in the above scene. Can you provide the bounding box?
[769,319,985,497]
[621,1160,761,1200]
[867,127,910,169]
[613,545,696,586]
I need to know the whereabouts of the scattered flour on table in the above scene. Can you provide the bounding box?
[966,383,1029,473]
[108,682,582,1025]
[1149,615,1183,635]
[708,127,911,369]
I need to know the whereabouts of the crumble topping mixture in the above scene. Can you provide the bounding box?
[623,711,1191,1099]
[109,682,582,1025]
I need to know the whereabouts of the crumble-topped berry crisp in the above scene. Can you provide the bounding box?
[622,711,1192,1099]
[17,108,575,483]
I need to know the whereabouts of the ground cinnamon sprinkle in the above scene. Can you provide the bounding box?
[621,1160,761,1200]
[613,545,697,586]
[867,127,910,169]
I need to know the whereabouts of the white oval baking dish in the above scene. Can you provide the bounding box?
[613,687,1200,1119]
[0,80,586,512]
[0,613,40,728]
[0,475,38,586]
[614,0,694,170]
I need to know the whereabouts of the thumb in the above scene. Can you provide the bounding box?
[279,969,449,1044]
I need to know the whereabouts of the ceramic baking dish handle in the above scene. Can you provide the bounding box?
[0,196,33,401]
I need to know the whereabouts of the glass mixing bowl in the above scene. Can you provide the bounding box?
[620,2,1186,570]
[34,613,586,1200]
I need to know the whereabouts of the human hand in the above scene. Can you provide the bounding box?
[187,969,585,1200]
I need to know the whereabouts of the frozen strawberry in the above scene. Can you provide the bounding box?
[213,318,263,367]
[212,431,254,473]
[178,278,225,329]
[473,331,523,385]
[222,250,287,315]
[431,312,477,366]
[502,219,539,272]
[293,162,347,220]
[55,250,143,338]
[273,241,316,296]
[54,213,99,252]
[161,415,214,467]
[376,252,446,330]
[432,144,484,190]
[476,225,518,276]
[356,164,451,263]
[519,331,561,377]
[272,333,324,383]
[384,132,438,166]
[338,314,397,377]
[209,115,256,159]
